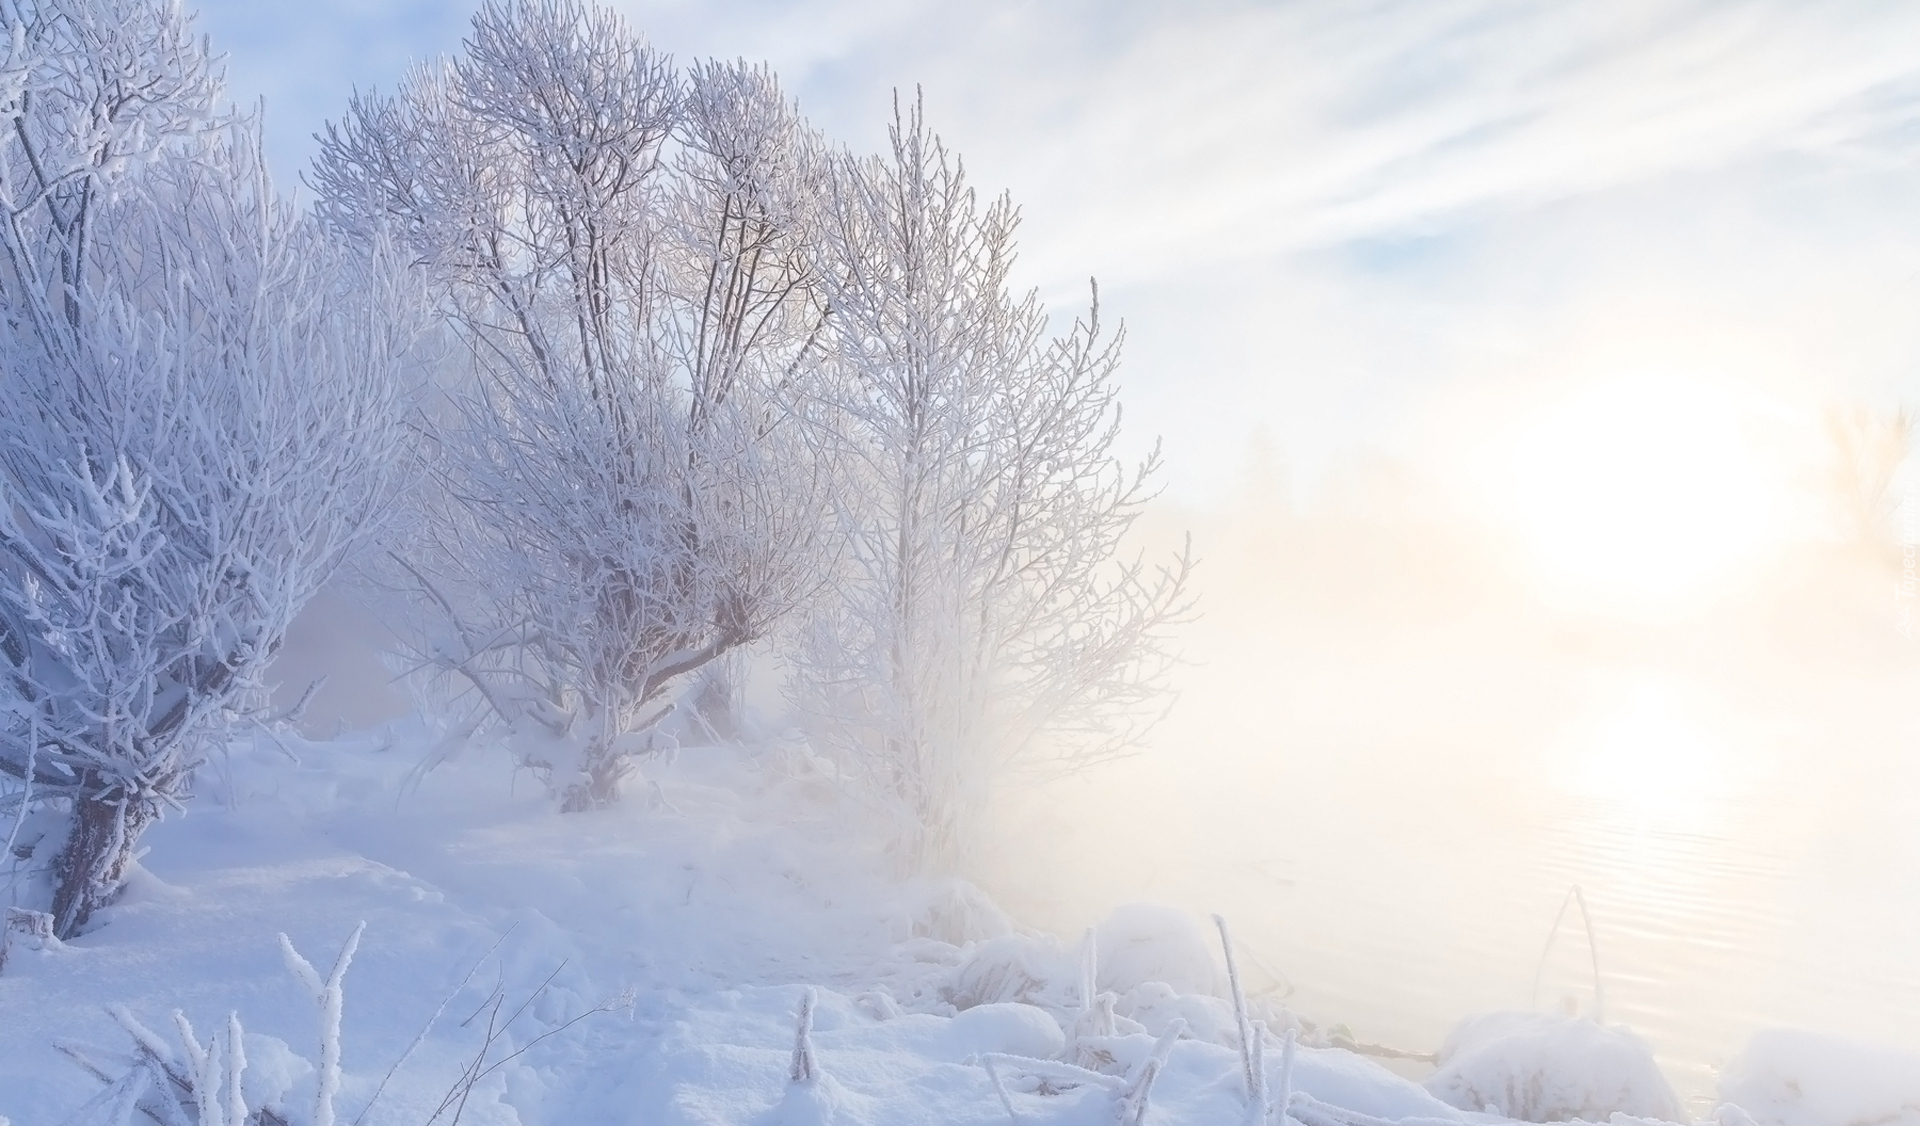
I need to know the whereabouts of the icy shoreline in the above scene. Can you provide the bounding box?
[2,726,1915,1126]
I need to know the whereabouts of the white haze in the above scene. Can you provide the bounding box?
[972,472,1920,1108]
[209,0,1920,1110]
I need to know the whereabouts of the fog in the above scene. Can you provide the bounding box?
[976,423,1918,1109]
[267,355,1920,1113]
[221,0,1920,1111]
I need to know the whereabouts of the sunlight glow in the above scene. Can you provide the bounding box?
[1576,683,1722,816]
[1507,372,1781,600]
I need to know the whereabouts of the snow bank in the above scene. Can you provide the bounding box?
[1424,1011,1680,1122]
[1719,1029,1920,1126]
[32,719,1884,1126]
[601,980,1463,1126]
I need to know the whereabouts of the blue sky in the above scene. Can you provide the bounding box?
[194,0,1920,505]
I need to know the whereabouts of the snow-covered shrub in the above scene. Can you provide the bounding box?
[55,927,363,1126]
[943,933,1079,1013]
[903,878,1017,946]
[0,0,418,937]
[1719,1029,1920,1126]
[51,921,636,1126]
[1094,904,1225,998]
[792,94,1192,874]
[1423,1011,1680,1122]
[312,0,832,810]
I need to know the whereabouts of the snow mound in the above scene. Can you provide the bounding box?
[945,933,1077,1011]
[945,1002,1066,1060]
[761,1072,873,1126]
[1092,903,1224,997]
[1719,1029,1920,1126]
[1294,1041,1468,1123]
[637,982,1465,1126]
[239,1033,315,1116]
[1423,1011,1680,1122]
[1113,980,1238,1045]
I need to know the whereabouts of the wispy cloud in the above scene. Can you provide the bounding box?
[196,0,1920,499]
[608,0,1920,292]
[198,0,1920,286]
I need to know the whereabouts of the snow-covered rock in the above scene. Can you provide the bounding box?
[1719,1029,1920,1126]
[1423,1011,1681,1122]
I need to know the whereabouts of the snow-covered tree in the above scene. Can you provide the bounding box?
[311,0,831,809]
[794,97,1191,874]
[0,0,420,937]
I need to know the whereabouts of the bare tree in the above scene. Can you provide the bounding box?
[794,96,1192,874]
[0,1,420,938]
[311,0,831,808]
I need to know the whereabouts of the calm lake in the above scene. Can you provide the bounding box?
[991,517,1920,1111]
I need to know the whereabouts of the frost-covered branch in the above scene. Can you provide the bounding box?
[792,93,1192,873]
[313,0,831,810]
[789,987,819,1084]
[0,0,421,938]
[280,922,363,1126]
[56,1002,289,1126]
[421,958,632,1126]
[1117,1018,1185,1126]
[1215,913,1256,1102]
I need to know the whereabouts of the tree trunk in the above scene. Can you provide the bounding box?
[48,785,154,940]
[560,745,631,812]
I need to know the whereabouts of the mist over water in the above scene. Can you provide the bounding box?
[267,394,1919,1110]
[982,476,1920,1109]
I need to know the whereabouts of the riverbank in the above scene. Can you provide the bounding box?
[2,723,1915,1126]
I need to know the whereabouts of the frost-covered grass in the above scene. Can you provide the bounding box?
[2,722,1914,1126]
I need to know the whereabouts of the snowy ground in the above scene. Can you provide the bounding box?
[3,722,1916,1126]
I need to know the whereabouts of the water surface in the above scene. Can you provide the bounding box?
[991,519,1920,1110]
